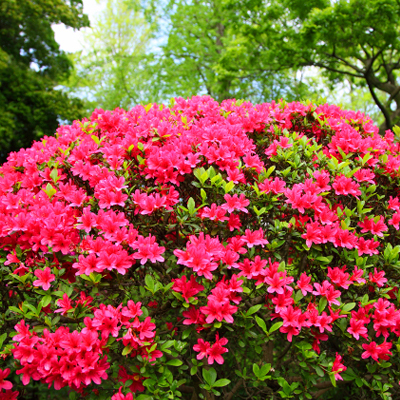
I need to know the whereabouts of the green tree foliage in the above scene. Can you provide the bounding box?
[223,0,400,132]
[68,0,318,107]
[65,0,161,111]
[66,0,400,128]
[0,0,89,162]
[153,0,314,103]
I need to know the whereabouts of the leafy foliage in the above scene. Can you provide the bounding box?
[68,0,320,108]
[67,0,400,130]
[64,0,160,111]
[0,0,89,162]
[222,0,400,132]
[151,0,312,102]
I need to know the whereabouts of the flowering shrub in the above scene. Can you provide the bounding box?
[1,96,400,400]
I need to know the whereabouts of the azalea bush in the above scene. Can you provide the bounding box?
[1,96,400,400]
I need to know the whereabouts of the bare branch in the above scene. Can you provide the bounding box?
[311,62,364,79]
[325,52,364,74]
[224,379,244,400]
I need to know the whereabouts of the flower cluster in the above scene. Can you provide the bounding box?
[11,301,159,393]
[193,333,229,364]
[12,320,110,391]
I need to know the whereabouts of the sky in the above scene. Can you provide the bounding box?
[52,0,104,53]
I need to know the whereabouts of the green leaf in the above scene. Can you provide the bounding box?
[246,304,262,316]
[50,168,59,183]
[0,332,7,348]
[315,366,324,377]
[9,306,24,315]
[318,297,328,313]
[166,359,183,366]
[136,395,152,400]
[329,373,337,387]
[362,153,373,166]
[265,165,275,178]
[69,392,77,400]
[366,184,376,193]
[338,317,348,332]
[41,295,52,307]
[255,315,267,334]
[213,379,231,387]
[269,321,283,334]
[315,256,332,263]
[190,366,197,376]
[341,302,356,312]
[163,282,174,293]
[145,274,155,292]
[122,345,133,356]
[253,363,260,377]
[294,290,303,303]
[182,329,191,340]
[207,166,216,179]
[187,197,195,215]
[91,135,100,145]
[193,167,205,182]
[202,367,217,385]
[260,363,271,376]
[355,377,363,387]
[24,303,38,314]
[43,183,57,199]
[224,180,234,193]
[200,171,209,184]
[160,340,175,350]
[124,379,133,387]
[128,144,135,153]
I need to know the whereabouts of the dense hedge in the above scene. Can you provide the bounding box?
[1,96,400,400]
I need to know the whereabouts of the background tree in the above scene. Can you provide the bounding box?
[62,0,400,129]
[222,0,400,132]
[0,0,89,162]
[153,0,315,103]
[68,0,321,107]
[64,0,160,111]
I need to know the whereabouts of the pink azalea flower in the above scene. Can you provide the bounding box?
[33,267,55,291]
[331,353,347,380]
[0,368,13,390]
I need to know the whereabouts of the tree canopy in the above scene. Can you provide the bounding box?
[153,0,312,103]
[69,0,400,132]
[0,0,89,162]
[221,0,400,132]
[64,0,160,112]
[67,0,319,109]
